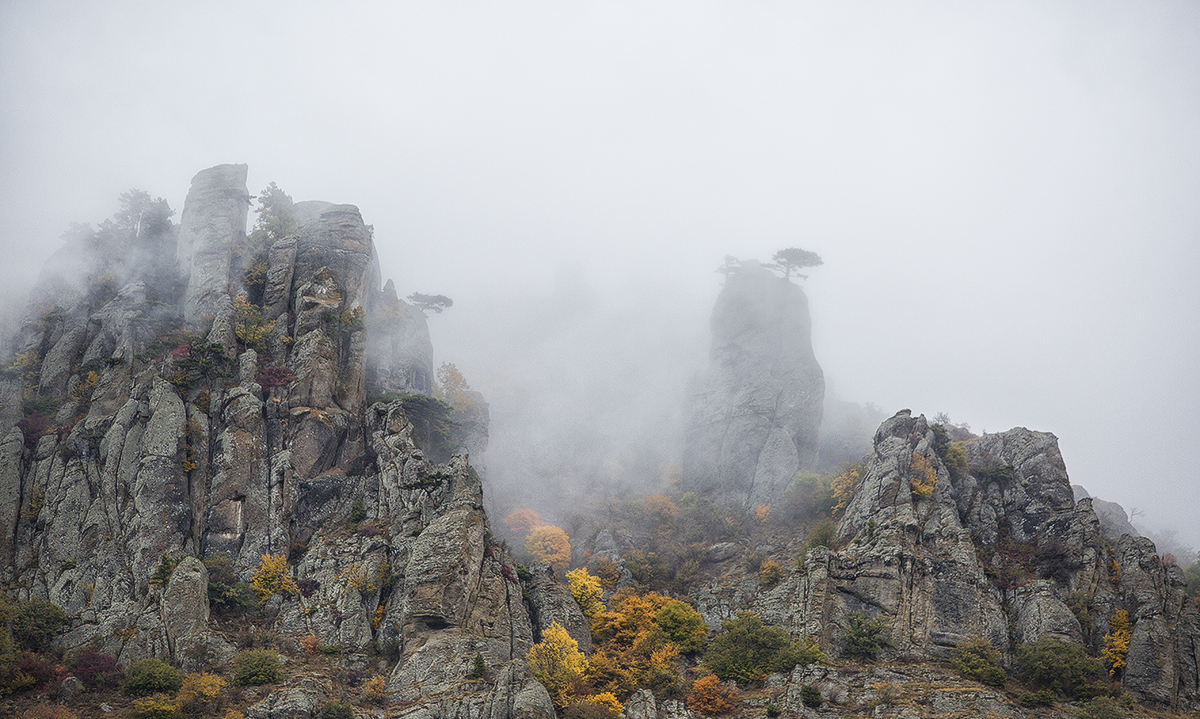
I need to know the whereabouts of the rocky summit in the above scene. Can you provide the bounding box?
[683,260,825,507]
[0,166,1197,719]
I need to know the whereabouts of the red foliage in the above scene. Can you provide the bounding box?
[170,344,191,359]
[258,366,296,388]
[73,649,124,689]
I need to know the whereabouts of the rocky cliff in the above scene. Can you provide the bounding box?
[683,261,825,507]
[0,165,556,719]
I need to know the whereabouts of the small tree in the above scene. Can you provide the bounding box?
[525,526,572,573]
[704,611,824,684]
[1102,609,1131,678]
[566,568,606,625]
[407,292,453,315]
[249,554,299,603]
[769,247,822,280]
[686,674,737,715]
[842,612,892,662]
[250,182,298,245]
[527,622,587,706]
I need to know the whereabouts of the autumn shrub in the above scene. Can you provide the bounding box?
[178,672,226,715]
[15,651,64,692]
[909,453,937,497]
[758,559,782,587]
[249,554,298,603]
[1016,638,1111,701]
[686,674,737,715]
[11,599,68,652]
[951,635,1006,688]
[132,695,180,719]
[564,693,623,719]
[124,659,183,697]
[505,508,545,538]
[1102,609,1131,678]
[841,613,892,662]
[232,297,274,350]
[230,650,283,687]
[704,611,824,684]
[257,366,295,389]
[525,526,571,573]
[73,649,123,690]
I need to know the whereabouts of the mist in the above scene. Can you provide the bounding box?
[2,2,1198,549]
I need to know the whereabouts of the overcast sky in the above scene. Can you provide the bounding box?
[2,2,1197,548]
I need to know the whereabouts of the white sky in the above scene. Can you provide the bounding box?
[2,1,1197,547]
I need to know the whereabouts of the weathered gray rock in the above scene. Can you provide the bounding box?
[365,279,434,396]
[525,563,592,655]
[245,678,330,719]
[683,261,824,507]
[177,164,250,325]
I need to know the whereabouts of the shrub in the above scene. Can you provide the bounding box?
[765,703,781,717]
[318,703,354,719]
[73,649,123,690]
[525,526,571,573]
[11,599,68,651]
[686,674,737,715]
[655,599,708,655]
[704,611,824,685]
[1075,696,1124,719]
[467,653,487,680]
[249,554,298,603]
[758,559,782,587]
[361,674,389,704]
[1016,638,1110,701]
[257,366,295,389]
[1102,609,1131,678]
[841,613,892,662]
[230,650,283,687]
[801,518,837,557]
[124,659,183,697]
[567,568,606,625]
[1019,689,1056,707]
[132,696,180,719]
[527,622,586,706]
[21,707,80,719]
[951,635,1006,688]
[564,693,623,719]
[177,672,226,714]
[800,684,822,708]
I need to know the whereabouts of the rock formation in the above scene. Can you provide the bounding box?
[683,260,825,507]
[0,165,547,718]
[688,410,1200,711]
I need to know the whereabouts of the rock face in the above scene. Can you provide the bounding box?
[683,261,825,507]
[0,165,548,718]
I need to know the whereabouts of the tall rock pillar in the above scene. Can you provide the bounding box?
[683,261,824,506]
[177,164,250,325]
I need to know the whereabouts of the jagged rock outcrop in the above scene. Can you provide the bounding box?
[177,164,251,325]
[1,165,540,718]
[1072,484,1141,541]
[683,261,825,507]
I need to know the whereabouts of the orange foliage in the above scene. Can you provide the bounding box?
[642,494,679,537]
[910,453,937,497]
[526,526,572,573]
[754,504,771,524]
[687,674,737,715]
[506,508,546,537]
[594,556,622,590]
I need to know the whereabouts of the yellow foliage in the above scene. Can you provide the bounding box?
[566,567,606,624]
[70,371,100,405]
[528,622,587,706]
[434,362,478,412]
[132,694,179,719]
[249,554,298,603]
[373,605,385,630]
[910,453,937,497]
[341,564,376,593]
[525,526,571,573]
[831,467,859,515]
[232,296,275,349]
[222,711,245,719]
[584,692,624,714]
[1102,609,1132,677]
[754,504,771,524]
[594,556,622,590]
[361,674,389,705]
[301,635,321,654]
[759,559,782,587]
[178,672,225,714]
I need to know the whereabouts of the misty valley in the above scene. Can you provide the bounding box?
[0,165,1197,719]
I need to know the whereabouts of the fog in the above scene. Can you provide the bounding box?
[2,2,1197,549]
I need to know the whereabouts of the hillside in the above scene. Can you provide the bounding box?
[0,165,1197,719]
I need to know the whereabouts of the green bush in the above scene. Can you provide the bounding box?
[1075,696,1124,719]
[800,684,822,708]
[704,611,824,685]
[231,649,283,686]
[11,598,69,651]
[841,613,892,662]
[765,703,781,717]
[468,653,487,679]
[318,703,354,719]
[124,658,183,697]
[1016,638,1110,701]
[655,600,708,655]
[1019,689,1056,707]
[951,634,1006,688]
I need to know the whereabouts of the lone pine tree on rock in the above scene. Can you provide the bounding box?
[770,247,823,280]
